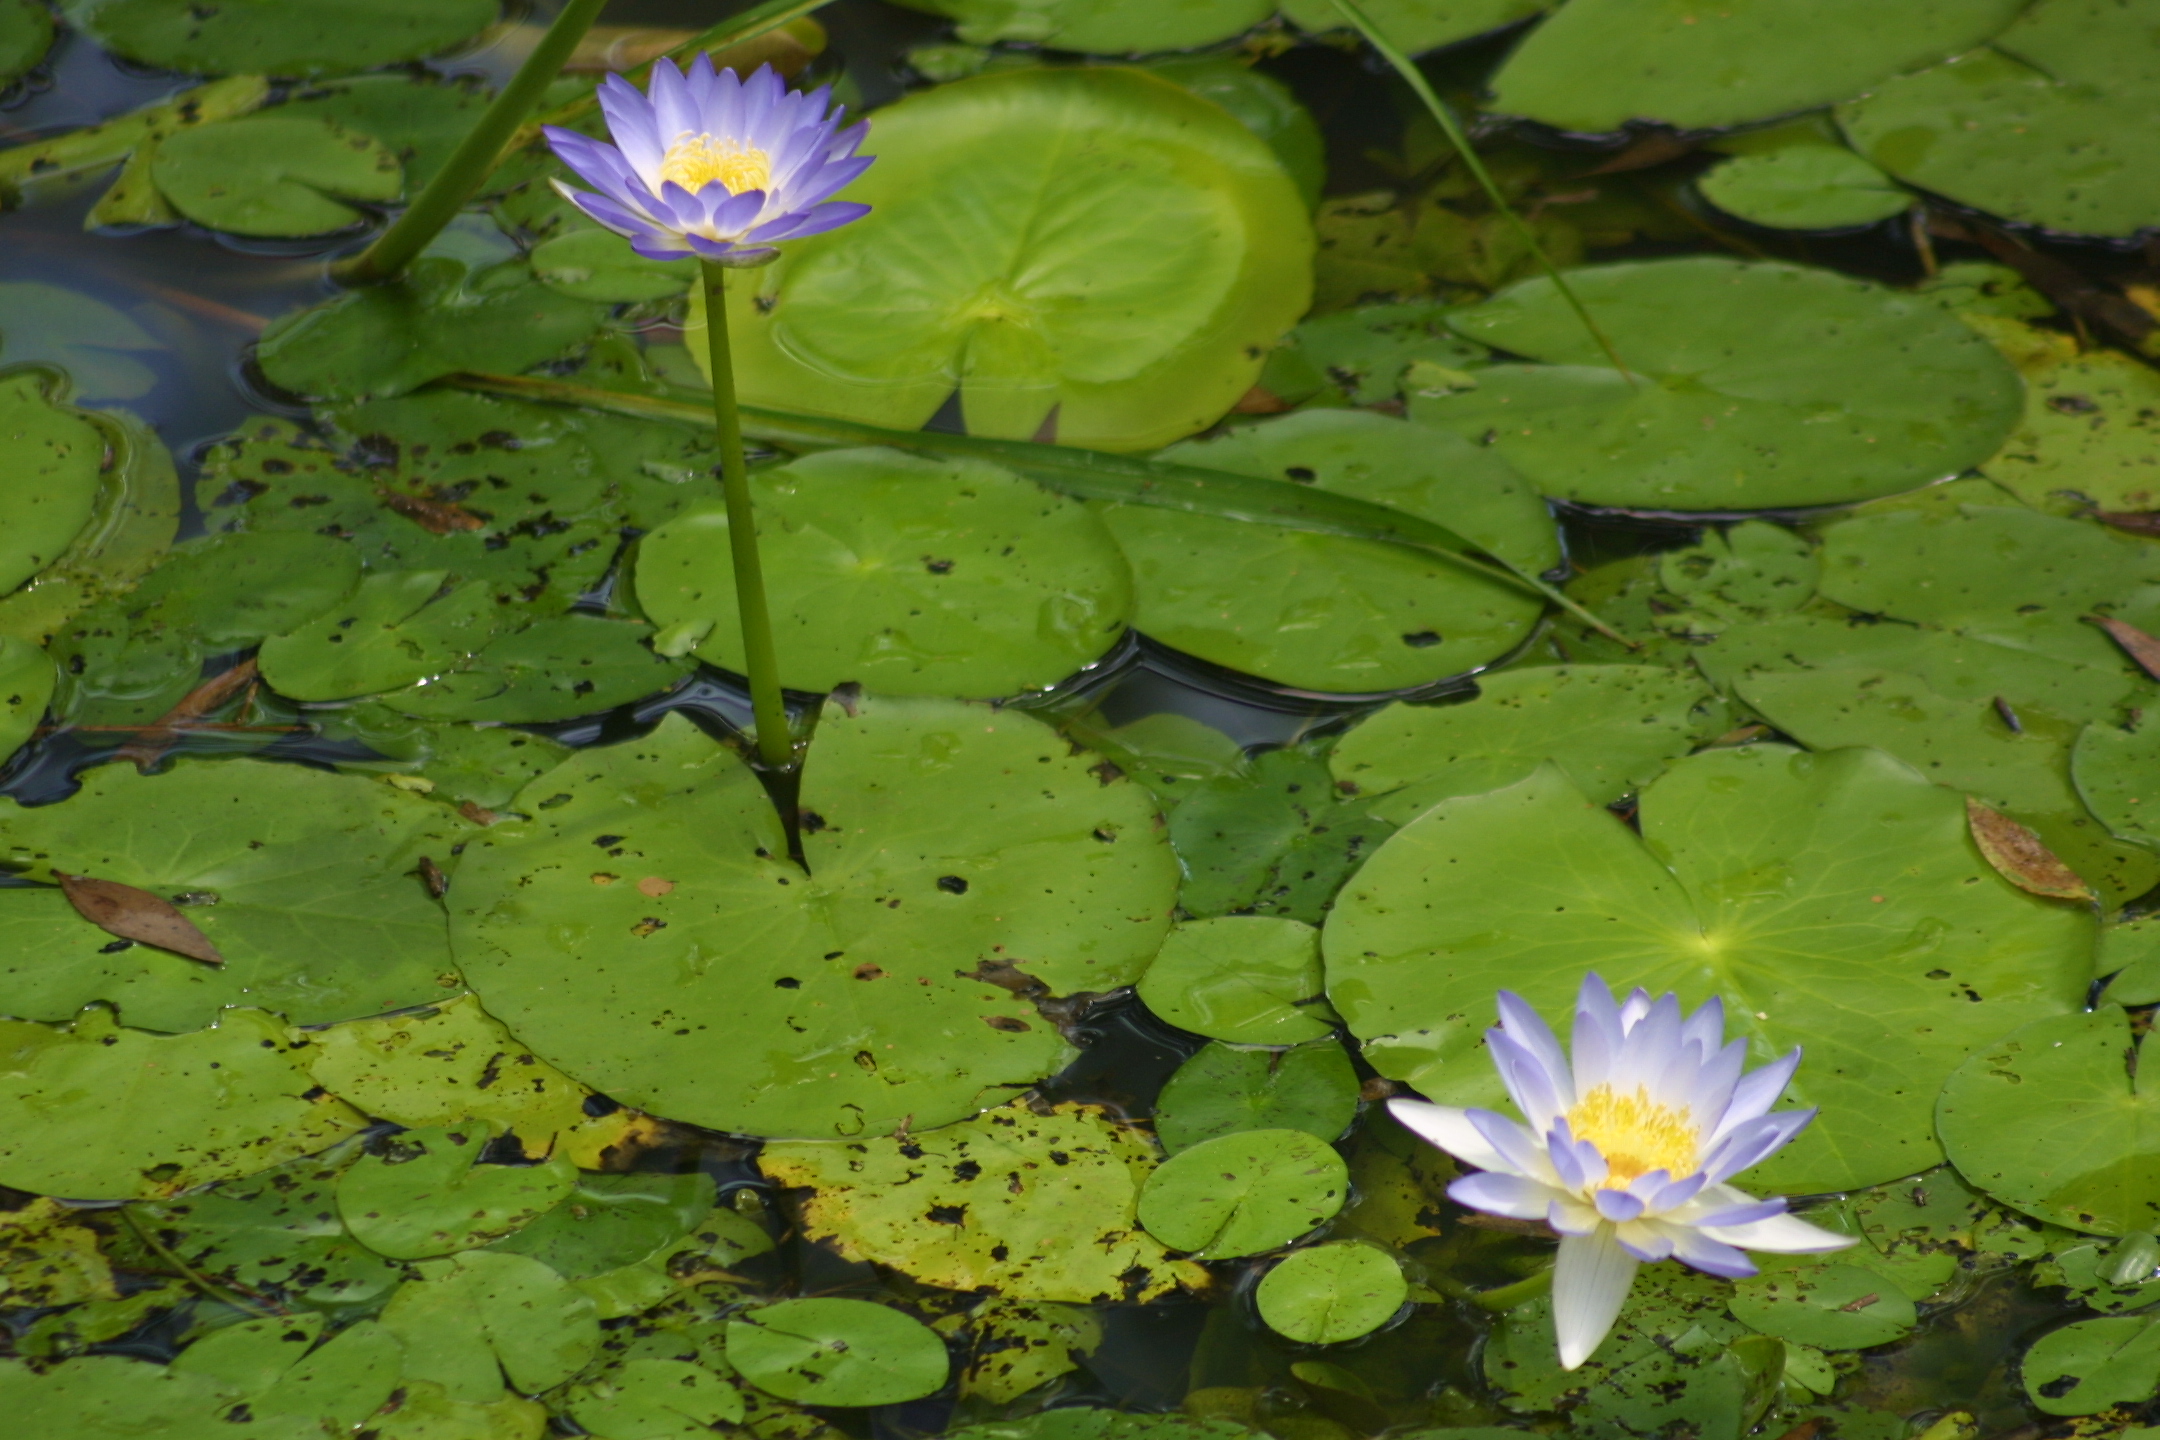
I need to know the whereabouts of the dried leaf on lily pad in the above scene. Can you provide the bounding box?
[54,874,223,966]
[2088,615,2160,682]
[1967,799,2095,902]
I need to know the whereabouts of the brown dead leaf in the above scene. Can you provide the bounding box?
[2088,614,2160,681]
[1232,385,1292,415]
[1966,799,2095,902]
[2095,510,2160,538]
[114,658,258,772]
[55,874,224,965]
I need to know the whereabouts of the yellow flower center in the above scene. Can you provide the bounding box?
[1565,1084,1700,1188]
[659,132,772,196]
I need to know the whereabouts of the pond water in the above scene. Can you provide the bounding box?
[0,1,2157,1437]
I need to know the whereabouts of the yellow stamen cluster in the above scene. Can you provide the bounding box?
[659,132,772,196]
[1565,1083,1700,1188]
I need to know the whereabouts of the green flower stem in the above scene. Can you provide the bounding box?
[699,260,795,773]
[1327,0,1633,382]
[334,0,610,286]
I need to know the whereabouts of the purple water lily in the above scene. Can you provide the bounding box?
[543,56,872,266]
[1391,974,1855,1369]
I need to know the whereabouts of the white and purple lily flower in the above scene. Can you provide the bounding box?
[543,56,872,267]
[1391,974,1854,1370]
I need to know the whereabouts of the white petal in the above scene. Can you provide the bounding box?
[1552,1226,1640,1370]
[1387,1099,1510,1172]
[1449,1171,1567,1220]
[1697,1210,1859,1254]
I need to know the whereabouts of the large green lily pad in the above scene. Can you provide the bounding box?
[1840,0,2160,239]
[760,1101,1206,1302]
[1255,1241,1406,1345]
[378,1249,600,1398]
[1323,746,2092,1193]
[452,705,1178,1138]
[0,757,468,1032]
[1166,745,1396,924]
[1414,258,2024,511]
[338,1123,577,1260]
[1939,1007,2160,1236]
[151,116,401,238]
[711,67,1312,452]
[273,73,492,193]
[0,1007,368,1199]
[1488,0,2026,133]
[380,615,689,725]
[62,0,499,78]
[1103,409,1557,691]
[1696,146,1912,231]
[1136,1127,1348,1258]
[259,571,500,702]
[726,1298,950,1406]
[1135,916,1337,1045]
[1152,1039,1362,1153]
[1330,663,1727,825]
[0,282,163,403]
[634,448,1131,697]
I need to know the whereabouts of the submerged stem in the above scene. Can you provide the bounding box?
[699,260,798,783]
[334,0,609,285]
[1327,0,1633,382]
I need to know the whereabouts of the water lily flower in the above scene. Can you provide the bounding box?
[1391,974,1854,1369]
[543,56,872,266]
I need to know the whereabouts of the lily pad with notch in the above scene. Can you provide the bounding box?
[1696,146,1912,232]
[1487,0,2026,133]
[1136,1126,1348,1257]
[1152,1039,1361,1153]
[1330,663,1728,827]
[1136,916,1338,1046]
[759,1100,1206,1303]
[0,1006,367,1200]
[1255,1240,1407,1345]
[0,370,109,598]
[709,67,1312,452]
[1257,300,1492,408]
[258,570,501,702]
[725,1297,950,1406]
[1165,745,1395,924]
[1324,746,2093,1194]
[381,615,690,724]
[2021,1313,2160,1416]
[1104,409,1557,692]
[151,115,401,238]
[337,1122,577,1260]
[635,448,1131,698]
[377,1248,600,1399]
[451,703,1178,1138]
[274,72,491,193]
[0,756,468,1032]
[1414,258,2025,512]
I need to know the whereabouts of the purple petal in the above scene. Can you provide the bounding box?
[1698,1210,1859,1255]
[1467,1108,1550,1180]
[1689,1196,1789,1228]
[649,57,699,155]
[1389,1099,1508,1171]
[628,232,701,261]
[1490,1029,1567,1132]
[1711,1048,1802,1143]
[1571,974,1624,1096]
[1497,990,1572,1103]
[1617,987,1656,1032]
[1680,993,1726,1053]
[1700,1108,1815,1183]
[746,201,867,243]
[1553,1228,1638,1370]
[1449,1171,1560,1220]
[1616,1229,1673,1262]
[1666,1226,1757,1278]
[595,74,664,180]
[1594,1189,1646,1223]
[1633,1169,1707,1213]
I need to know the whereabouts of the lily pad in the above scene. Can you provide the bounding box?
[1939,1007,2160,1236]
[1255,1241,1406,1344]
[0,370,107,597]
[1324,746,2092,1193]
[382,616,690,725]
[452,703,1178,1138]
[0,0,51,84]
[63,0,500,78]
[378,1249,601,1398]
[1140,58,1325,211]
[635,448,1131,697]
[760,1101,1206,1303]
[712,67,1313,451]
[1136,917,1337,1045]
[1166,745,1395,924]
[564,1356,748,1438]
[1280,0,1543,56]
[2100,916,2160,1006]
[1657,520,1818,619]
[0,756,468,1032]
[0,1198,117,1307]
[488,1172,717,1281]
[256,257,606,403]
[530,227,694,305]
[259,571,499,702]
[937,1299,1101,1403]
[1487,0,2026,133]
[274,73,491,193]
[726,1298,950,1406]
[0,1006,367,1199]
[1727,1262,1917,1350]
[1696,146,1911,231]
[890,0,1269,53]
[131,1149,406,1315]
[1104,409,1557,691]
[304,994,636,1162]
[1840,0,2160,239]
[337,1123,577,1260]
[1330,664,1727,826]
[1259,300,1492,408]
[0,635,53,767]
[1153,1039,1362,1153]
[1136,1127,1348,1257]
[2022,1314,2160,1416]
[1414,258,2025,511]
[0,282,163,402]
[152,116,400,238]
[1981,350,2160,513]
